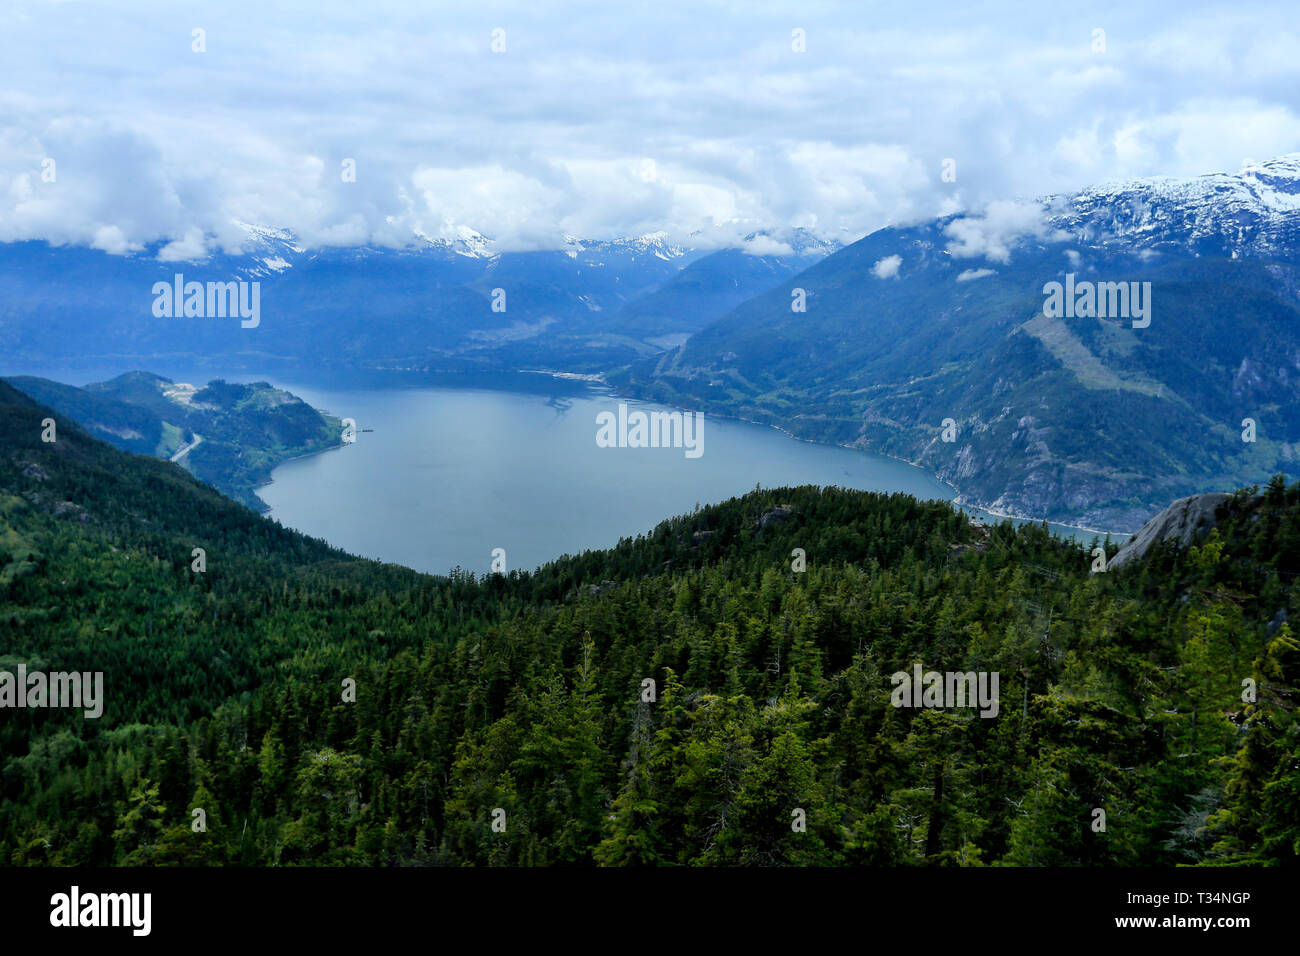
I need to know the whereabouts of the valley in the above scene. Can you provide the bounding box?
[6,160,1300,533]
[1,378,1295,866]
[2,0,1296,901]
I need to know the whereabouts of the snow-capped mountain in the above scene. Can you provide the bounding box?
[0,215,836,376]
[222,219,696,277]
[561,232,691,263]
[740,227,847,258]
[623,153,1300,531]
[413,225,496,259]
[1048,154,1300,257]
[605,228,847,342]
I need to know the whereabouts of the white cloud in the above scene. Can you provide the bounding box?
[744,235,795,256]
[91,225,134,255]
[956,268,996,281]
[944,201,1065,264]
[872,254,902,278]
[157,228,209,262]
[0,1,1298,252]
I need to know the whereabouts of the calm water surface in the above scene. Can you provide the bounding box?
[254,380,1114,575]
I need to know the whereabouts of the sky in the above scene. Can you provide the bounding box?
[1,0,1298,256]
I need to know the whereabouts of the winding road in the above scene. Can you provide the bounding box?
[169,433,203,463]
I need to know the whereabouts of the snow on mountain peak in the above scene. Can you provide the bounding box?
[231,219,305,253]
[414,225,496,258]
[1052,153,1300,255]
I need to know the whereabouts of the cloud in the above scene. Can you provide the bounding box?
[91,225,135,255]
[943,201,1065,264]
[956,268,996,281]
[158,228,209,262]
[873,254,902,278]
[744,235,795,256]
[412,165,568,251]
[0,1,1298,253]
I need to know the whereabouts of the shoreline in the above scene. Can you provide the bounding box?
[580,374,1133,541]
[261,366,1134,541]
[251,438,349,508]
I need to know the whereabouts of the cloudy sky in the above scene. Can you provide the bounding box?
[2,0,1298,256]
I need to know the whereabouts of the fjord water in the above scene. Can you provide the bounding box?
[255,380,1112,576]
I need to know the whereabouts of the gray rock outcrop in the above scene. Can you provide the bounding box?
[1109,492,1233,569]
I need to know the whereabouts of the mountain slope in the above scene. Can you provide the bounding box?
[4,372,343,511]
[2,379,1298,866]
[0,230,697,374]
[0,220,845,377]
[605,232,842,346]
[0,376,167,458]
[618,156,1300,530]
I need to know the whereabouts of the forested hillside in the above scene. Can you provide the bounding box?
[616,158,1300,532]
[1,380,1296,866]
[5,372,344,511]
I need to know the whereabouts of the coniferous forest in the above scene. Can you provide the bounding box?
[2,380,1297,867]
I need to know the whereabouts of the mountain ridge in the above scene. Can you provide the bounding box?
[0,225,838,374]
[3,372,344,512]
[615,155,1300,531]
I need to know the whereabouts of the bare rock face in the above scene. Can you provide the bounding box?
[755,506,793,533]
[1109,492,1238,569]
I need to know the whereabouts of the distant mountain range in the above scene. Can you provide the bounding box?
[617,155,1300,531]
[6,157,1300,530]
[2,372,343,511]
[0,224,839,375]
[602,233,838,348]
